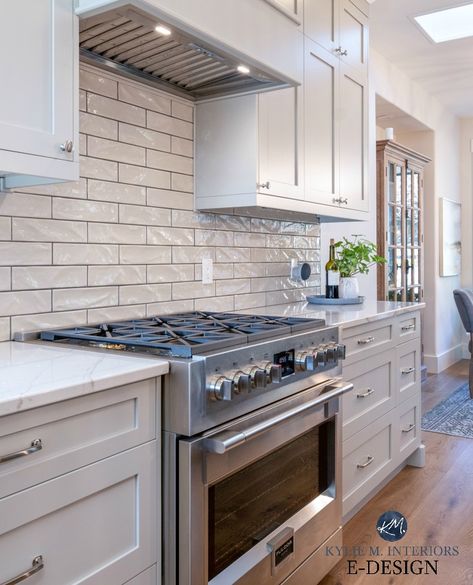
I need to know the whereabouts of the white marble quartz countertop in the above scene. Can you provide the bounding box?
[0,342,169,417]
[243,300,425,329]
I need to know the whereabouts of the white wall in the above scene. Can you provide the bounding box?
[459,118,473,356]
[460,119,473,290]
[373,49,463,372]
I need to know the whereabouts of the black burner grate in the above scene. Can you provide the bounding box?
[40,311,325,357]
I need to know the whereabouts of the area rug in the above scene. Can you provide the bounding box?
[422,382,473,439]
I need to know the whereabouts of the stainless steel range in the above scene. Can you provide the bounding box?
[37,311,352,585]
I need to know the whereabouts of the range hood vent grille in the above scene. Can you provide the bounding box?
[79,6,283,100]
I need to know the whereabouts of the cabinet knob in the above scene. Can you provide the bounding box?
[257,181,271,190]
[335,46,348,56]
[60,140,74,153]
[332,197,348,206]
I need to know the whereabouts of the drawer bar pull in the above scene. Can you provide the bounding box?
[357,455,375,469]
[401,367,415,375]
[0,439,42,464]
[357,336,375,345]
[402,423,416,433]
[356,388,374,398]
[401,324,415,331]
[1,555,44,585]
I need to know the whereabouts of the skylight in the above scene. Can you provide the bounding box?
[414,3,473,43]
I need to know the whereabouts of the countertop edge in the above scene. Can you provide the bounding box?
[335,302,425,329]
[0,342,169,418]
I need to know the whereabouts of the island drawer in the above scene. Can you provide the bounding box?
[0,378,157,499]
[0,442,157,585]
[397,311,421,342]
[342,348,396,439]
[125,565,158,585]
[342,319,395,365]
[342,410,396,516]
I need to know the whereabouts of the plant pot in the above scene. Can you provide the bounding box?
[339,277,359,299]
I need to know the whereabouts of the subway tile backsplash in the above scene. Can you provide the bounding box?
[0,65,321,341]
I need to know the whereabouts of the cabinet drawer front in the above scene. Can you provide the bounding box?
[342,320,394,364]
[125,565,157,585]
[398,396,421,457]
[342,411,396,515]
[342,350,395,439]
[397,339,421,403]
[397,311,421,342]
[0,442,156,585]
[0,379,157,499]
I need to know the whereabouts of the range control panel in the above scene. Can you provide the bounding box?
[204,327,345,403]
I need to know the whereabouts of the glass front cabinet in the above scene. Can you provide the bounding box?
[376,140,431,302]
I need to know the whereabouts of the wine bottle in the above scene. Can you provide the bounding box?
[325,239,340,299]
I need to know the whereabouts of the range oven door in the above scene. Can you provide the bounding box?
[177,380,352,585]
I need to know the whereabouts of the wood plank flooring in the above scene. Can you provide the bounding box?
[319,360,473,585]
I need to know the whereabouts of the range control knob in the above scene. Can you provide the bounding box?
[207,375,234,401]
[313,348,327,368]
[248,366,267,389]
[325,345,337,364]
[336,343,346,359]
[262,362,283,384]
[232,370,251,394]
[295,350,310,371]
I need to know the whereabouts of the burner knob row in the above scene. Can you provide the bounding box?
[295,343,346,372]
[207,362,283,401]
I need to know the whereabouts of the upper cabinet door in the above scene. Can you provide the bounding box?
[304,0,339,52]
[339,0,369,73]
[339,64,369,211]
[258,86,303,200]
[266,0,304,21]
[304,39,339,207]
[0,0,78,187]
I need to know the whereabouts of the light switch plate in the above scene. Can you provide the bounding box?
[202,258,213,284]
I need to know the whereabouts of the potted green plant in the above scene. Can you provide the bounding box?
[334,235,386,299]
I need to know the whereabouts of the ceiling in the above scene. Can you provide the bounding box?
[370,0,473,117]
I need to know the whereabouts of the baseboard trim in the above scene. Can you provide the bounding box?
[424,344,465,374]
[462,343,470,360]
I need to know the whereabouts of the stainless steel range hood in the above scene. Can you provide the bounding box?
[79,4,286,100]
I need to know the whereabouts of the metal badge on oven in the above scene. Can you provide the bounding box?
[267,527,295,576]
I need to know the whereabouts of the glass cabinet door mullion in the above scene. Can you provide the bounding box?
[401,164,407,302]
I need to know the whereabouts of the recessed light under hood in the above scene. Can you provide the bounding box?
[79,5,285,100]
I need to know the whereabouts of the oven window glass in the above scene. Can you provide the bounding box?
[208,420,335,579]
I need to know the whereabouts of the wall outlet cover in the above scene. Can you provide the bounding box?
[202,258,213,284]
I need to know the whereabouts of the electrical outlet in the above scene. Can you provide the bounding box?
[202,258,213,284]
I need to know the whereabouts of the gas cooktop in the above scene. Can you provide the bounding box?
[40,311,326,358]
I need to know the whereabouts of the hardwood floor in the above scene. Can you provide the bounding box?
[320,360,473,585]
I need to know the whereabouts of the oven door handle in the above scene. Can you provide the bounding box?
[203,381,353,454]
